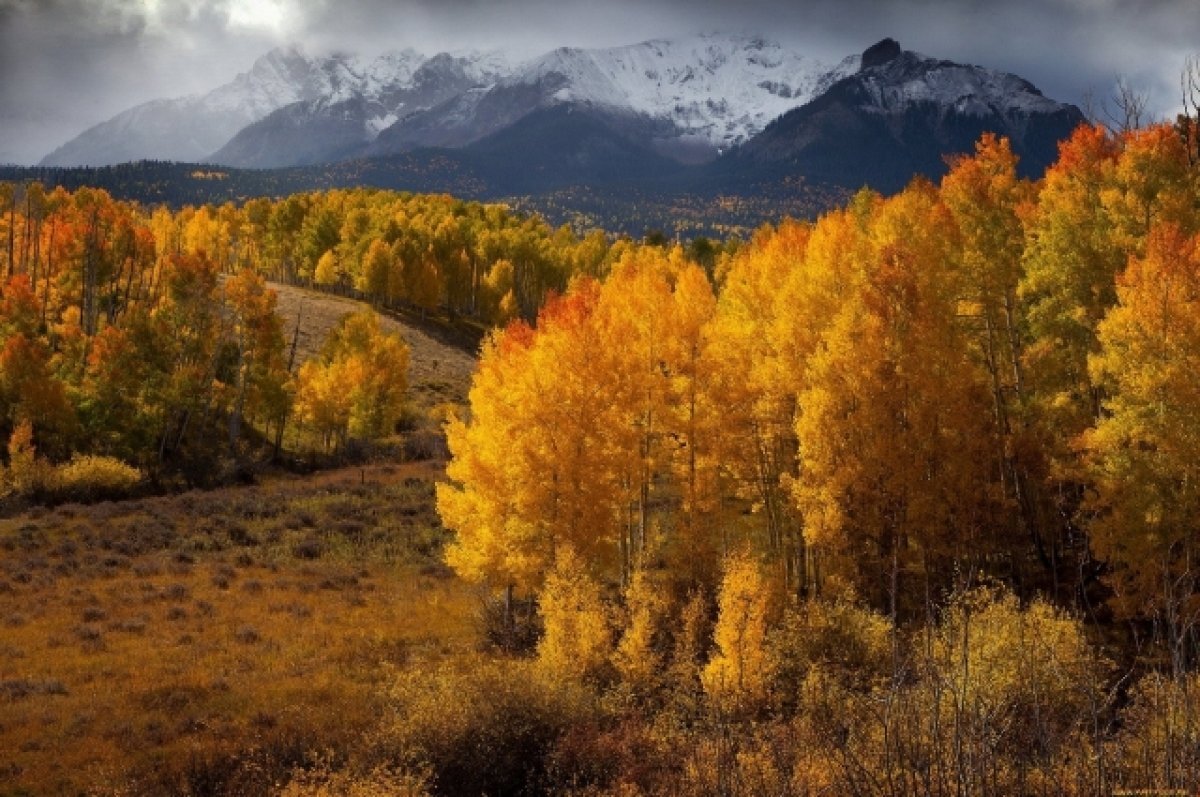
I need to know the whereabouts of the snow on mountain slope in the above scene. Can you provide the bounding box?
[852,39,1066,120]
[40,46,345,166]
[210,49,514,167]
[723,38,1085,192]
[42,33,1078,173]
[46,33,853,168]
[40,45,446,167]
[509,34,858,153]
[371,34,858,162]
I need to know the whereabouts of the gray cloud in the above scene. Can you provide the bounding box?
[1,0,1197,164]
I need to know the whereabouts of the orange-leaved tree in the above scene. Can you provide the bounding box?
[1084,223,1200,637]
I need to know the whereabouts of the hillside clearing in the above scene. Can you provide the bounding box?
[268,282,478,414]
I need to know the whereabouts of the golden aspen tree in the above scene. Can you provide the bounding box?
[613,567,670,692]
[1103,124,1197,253]
[702,549,773,713]
[440,320,542,590]
[1019,125,1122,482]
[406,246,441,316]
[592,249,678,573]
[941,134,1032,412]
[293,358,352,452]
[5,418,42,495]
[358,239,392,300]
[665,261,722,580]
[536,546,611,684]
[941,135,1042,575]
[1084,224,1200,627]
[223,269,289,446]
[313,250,338,287]
[707,212,861,596]
[293,310,408,449]
[441,282,625,591]
[794,182,998,616]
[1018,124,1194,591]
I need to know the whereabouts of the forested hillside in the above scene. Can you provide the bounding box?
[0,179,737,494]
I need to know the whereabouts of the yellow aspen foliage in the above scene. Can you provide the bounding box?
[313,249,339,286]
[702,549,773,713]
[406,248,441,313]
[1084,224,1200,621]
[293,310,409,449]
[925,587,1102,760]
[293,358,353,452]
[793,182,998,612]
[441,283,621,591]
[496,289,518,325]
[537,546,611,684]
[358,239,392,299]
[439,322,541,589]
[668,589,710,704]
[665,261,722,573]
[5,418,44,496]
[591,249,678,570]
[941,134,1046,577]
[613,568,670,691]
[1103,124,1197,252]
[1019,124,1123,478]
[708,213,857,593]
[481,259,517,323]
[941,134,1032,399]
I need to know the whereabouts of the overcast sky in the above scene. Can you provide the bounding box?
[1,0,1197,164]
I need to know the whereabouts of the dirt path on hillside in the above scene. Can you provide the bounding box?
[268,282,478,413]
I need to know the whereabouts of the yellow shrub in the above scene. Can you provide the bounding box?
[280,758,430,797]
[927,587,1101,737]
[48,454,142,500]
[770,596,893,703]
[4,418,49,496]
[1111,672,1200,792]
[377,657,592,796]
[702,550,773,714]
[538,546,612,684]
[613,568,670,692]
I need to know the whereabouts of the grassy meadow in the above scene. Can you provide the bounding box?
[0,284,476,796]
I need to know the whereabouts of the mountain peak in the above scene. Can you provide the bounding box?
[861,38,902,71]
[257,44,309,70]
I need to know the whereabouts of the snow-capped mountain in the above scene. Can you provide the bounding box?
[722,38,1086,192]
[369,34,857,164]
[42,34,857,169]
[211,50,512,168]
[39,45,409,167]
[39,34,1085,197]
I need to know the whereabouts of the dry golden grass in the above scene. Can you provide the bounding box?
[269,282,477,414]
[0,461,477,796]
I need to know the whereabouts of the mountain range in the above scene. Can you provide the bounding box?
[36,34,1086,209]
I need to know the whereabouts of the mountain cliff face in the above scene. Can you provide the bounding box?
[718,38,1086,192]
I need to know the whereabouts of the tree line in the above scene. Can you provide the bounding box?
[0,184,416,492]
